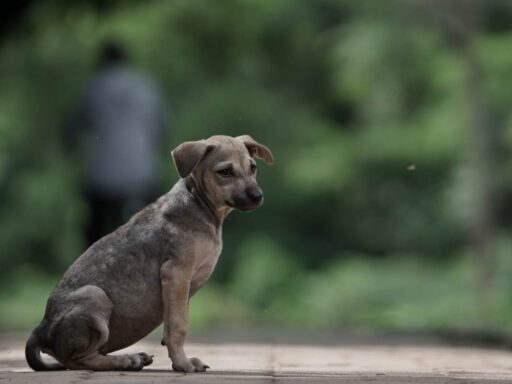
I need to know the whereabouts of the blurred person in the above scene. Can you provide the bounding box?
[66,41,167,246]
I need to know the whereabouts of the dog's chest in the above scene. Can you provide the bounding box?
[190,234,222,291]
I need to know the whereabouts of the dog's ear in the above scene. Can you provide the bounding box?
[236,135,274,165]
[172,140,214,178]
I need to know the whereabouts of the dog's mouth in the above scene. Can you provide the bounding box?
[225,198,263,212]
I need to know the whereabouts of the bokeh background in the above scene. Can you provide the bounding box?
[1,0,512,336]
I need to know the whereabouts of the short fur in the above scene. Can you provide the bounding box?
[25,135,273,372]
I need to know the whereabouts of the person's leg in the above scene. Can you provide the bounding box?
[86,192,124,245]
[86,192,108,246]
[87,188,160,246]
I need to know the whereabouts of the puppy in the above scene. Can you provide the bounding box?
[25,135,273,372]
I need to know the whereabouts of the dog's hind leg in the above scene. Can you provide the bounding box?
[68,352,154,371]
[49,285,153,371]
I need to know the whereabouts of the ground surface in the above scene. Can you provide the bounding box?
[1,331,512,383]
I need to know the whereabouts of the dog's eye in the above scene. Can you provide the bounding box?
[250,164,257,173]
[217,167,234,177]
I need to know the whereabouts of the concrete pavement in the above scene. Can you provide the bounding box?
[1,333,512,383]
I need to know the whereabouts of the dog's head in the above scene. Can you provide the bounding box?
[172,135,273,212]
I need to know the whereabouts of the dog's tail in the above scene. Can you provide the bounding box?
[25,329,65,371]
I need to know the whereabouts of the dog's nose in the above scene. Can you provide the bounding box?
[247,189,263,203]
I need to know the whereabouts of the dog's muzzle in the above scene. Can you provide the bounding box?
[230,187,264,211]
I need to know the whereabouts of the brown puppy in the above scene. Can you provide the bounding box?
[25,135,273,372]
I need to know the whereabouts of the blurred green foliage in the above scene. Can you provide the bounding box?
[2,0,512,331]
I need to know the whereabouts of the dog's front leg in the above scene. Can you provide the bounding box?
[161,261,209,373]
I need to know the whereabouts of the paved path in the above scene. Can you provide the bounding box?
[1,334,512,383]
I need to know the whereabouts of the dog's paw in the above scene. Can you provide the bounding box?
[138,352,154,366]
[172,357,209,373]
[121,352,154,371]
[190,357,210,372]
[121,355,144,371]
[172,359,195,373]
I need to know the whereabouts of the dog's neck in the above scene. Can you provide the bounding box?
[184,176,231,228]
